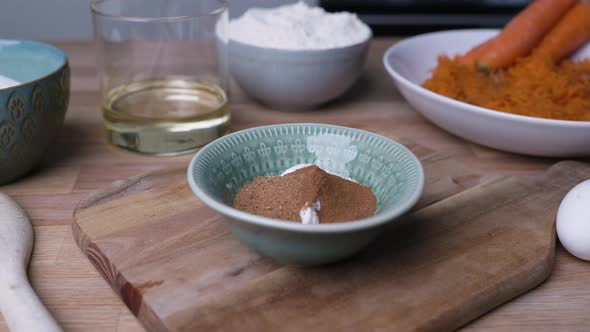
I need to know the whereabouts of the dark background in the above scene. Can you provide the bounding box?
[321,0,530,35]
[0,0,527,40]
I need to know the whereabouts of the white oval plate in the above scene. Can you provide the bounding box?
[383,29,590,157]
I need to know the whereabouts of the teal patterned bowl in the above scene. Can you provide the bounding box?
[0,40,69,184]
[188,124,424,265]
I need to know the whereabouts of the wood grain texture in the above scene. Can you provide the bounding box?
[0,39,589,332]
[72,151,587,332]
[71,150,487,332]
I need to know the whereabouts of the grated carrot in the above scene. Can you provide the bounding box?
[422,54,590,121]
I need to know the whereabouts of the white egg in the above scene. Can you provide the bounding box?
[556,180,590,261]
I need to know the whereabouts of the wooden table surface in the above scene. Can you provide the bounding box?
[0,38,588,332]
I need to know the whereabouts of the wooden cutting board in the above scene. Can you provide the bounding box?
[72,141,586,332]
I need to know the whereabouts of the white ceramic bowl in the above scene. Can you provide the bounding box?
[229,38,370,110]
[383,29,590,157]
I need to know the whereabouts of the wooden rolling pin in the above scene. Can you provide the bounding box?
[0,193,62,332]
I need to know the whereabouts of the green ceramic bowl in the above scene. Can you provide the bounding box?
[188,123,424,265]
[0,40,69,184]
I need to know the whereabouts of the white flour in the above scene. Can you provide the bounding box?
[227,1,371,50]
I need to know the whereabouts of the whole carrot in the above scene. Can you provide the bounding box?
[535,1,590,62]
[456,37,496,66]
[477,0,577,70]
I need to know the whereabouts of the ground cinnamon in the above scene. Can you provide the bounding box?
[233,165,377,223]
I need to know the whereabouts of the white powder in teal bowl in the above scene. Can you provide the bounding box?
[0,75,21,89]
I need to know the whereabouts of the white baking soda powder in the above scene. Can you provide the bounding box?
[226,1,371,50]
[280,164,357,224]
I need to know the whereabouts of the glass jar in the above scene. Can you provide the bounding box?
[92,0,229,155]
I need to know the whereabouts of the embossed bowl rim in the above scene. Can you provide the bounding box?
[187,123,425,234]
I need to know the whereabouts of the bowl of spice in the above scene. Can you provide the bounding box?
[187,123,424,265]
[221,2,371,110]
[384,27,590,157]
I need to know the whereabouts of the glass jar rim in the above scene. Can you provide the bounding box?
[90,0,227,22]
